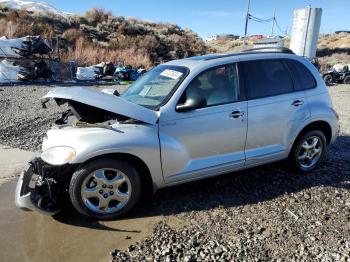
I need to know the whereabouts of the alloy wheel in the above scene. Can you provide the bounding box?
[80,168,131,214]
[297,136,323,169]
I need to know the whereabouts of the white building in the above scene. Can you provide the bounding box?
[205,35,218,42]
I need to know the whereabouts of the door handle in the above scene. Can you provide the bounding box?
[230,111,244,118]
[291,100,304,107]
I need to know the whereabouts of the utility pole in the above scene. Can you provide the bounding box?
[271,9,276,37]
[243,0,251,47]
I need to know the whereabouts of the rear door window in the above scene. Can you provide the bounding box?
[241,59,294,99]
[285,59,316,91]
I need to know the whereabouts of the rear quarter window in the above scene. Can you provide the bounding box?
[241,59,294,99]
[285,59,317,91]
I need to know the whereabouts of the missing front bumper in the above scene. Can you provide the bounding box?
[15,157,75,216]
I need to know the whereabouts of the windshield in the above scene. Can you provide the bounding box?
[121,65,189,110]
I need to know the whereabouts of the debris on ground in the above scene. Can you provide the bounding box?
[114,65,146,81]
[77,63,145,81]
[76,62,114,81]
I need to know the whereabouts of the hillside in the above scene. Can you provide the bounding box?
[207,32,350,67]
[0,0,67,17]
[0,5,206,68]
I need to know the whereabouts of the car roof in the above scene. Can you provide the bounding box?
[164,48,302,71]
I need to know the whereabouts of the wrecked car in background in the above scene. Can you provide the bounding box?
[322,65,350,85]
[76,62,116,81]
[0,59,53,83]
[0,35,52,58]
[0,36,54,83]
[16,48,339,220]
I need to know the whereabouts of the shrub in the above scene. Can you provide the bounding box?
[0,19,17,38]
[0,6,207,68]
[62,37,152,69]
[84,8,112,25]
[62,28,84,44]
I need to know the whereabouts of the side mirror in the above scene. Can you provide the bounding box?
[176,94,206,112]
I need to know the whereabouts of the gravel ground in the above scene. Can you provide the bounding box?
[0,86,66,150]
[1,84,350,261]
[0,85,122,151]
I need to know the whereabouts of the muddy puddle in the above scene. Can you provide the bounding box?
[0,180,180,262]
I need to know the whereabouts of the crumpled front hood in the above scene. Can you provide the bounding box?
[43,87,159,125]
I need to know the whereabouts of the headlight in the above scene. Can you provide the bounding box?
[41,146,76,166]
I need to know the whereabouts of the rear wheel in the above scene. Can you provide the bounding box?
[343,75,350,85]
[69,158,142,220]
[288,130,326,172]
[323,74,333,86]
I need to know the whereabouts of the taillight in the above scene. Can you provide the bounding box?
[331,107,339,120]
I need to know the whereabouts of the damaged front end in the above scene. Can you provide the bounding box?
[15,156,76,215]
[16,87,159,215]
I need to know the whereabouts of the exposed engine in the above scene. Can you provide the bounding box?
[42,98,130,126]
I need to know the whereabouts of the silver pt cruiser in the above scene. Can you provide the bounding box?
[15,48,340,220]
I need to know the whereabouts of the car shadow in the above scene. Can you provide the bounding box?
[54,135,350,229]
[54,209,142,232]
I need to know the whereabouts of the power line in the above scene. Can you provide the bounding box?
[249,14,274,23]
[243,0,287,41]
[274,18,287,36]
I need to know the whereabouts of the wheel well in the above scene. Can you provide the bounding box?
[296,121,332,145]
[86,153,154,195]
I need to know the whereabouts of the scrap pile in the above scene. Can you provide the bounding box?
[76,63,146,81]
[0,36,54,83]
[0,36,147,84]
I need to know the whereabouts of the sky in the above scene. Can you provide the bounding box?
[36,0,348,38]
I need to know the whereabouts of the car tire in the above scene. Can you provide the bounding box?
[323,74,333,86]
[69,158,142,220]
[344,75,350,85]
[288,130,327,172]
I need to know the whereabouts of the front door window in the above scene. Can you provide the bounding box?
[179,64,240,108]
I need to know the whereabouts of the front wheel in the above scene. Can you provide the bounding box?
[288,130,327,172]
[343,75,350,85]
[69,158,142,220]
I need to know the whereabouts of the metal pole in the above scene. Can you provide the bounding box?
[271,9,276,37]
[243,0,251,47]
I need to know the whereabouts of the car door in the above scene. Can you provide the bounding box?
[159,63,248,183]
[240,59,311,166]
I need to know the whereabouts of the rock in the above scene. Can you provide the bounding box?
[214,246,223,254]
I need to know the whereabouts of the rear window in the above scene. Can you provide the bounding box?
[241,59,294,99]
[285,59,316,91]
